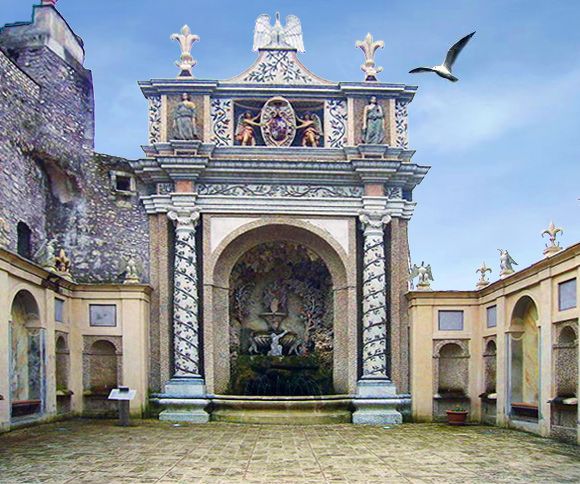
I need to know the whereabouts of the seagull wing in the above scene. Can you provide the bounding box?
[253,14,272,51]
[444,31,475,70]
[409,67,436,74]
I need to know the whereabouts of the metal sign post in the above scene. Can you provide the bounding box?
[108,386,137,426]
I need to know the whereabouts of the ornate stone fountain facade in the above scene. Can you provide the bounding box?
[132,15,429,423]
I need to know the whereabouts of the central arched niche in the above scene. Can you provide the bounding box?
[207,220,354,395]
[228,241,334,395]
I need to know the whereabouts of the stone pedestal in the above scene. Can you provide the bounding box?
[158,378,209,423]
[352,380,403,424]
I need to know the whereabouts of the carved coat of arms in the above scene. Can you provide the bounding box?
[260,97,296,147]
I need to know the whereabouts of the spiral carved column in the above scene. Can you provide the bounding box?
[359,210,391,380]
[168,209,201,378]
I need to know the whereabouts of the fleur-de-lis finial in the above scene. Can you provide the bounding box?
[542,220,564,257]
[171,25,200,77]
[476,261,492,289]
[355,33,385,81]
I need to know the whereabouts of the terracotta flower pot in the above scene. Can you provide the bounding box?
[446,410,468,425]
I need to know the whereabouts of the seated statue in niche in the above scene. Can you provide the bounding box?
[172,93,198,140]
[235,111,262,146]
[296,112,322,147]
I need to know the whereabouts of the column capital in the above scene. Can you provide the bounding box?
[168,208,200,231]
[359,210,391,233]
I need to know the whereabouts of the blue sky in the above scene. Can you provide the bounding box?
[2,1,579,290]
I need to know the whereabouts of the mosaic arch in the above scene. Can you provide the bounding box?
[10,290,44,418]
[508,296,539,419]
[204,220,353,395]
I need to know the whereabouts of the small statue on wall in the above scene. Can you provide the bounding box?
[235,111,262,146]
[498,249,518,278]
[476,261,492,289]
[172,93,198,140]
[296,112,322,147]
[54,248,72,280]
[121,256,141,284]
[362,96,385,144]
[410,261,433,291]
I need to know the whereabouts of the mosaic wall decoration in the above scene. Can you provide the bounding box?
[243,51,313,84]
[148,96,162,144]
[395,99,409,149]
[324,100,348,148]
[211,98,234,146]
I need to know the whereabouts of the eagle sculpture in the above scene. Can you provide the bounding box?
[253,13,305,53]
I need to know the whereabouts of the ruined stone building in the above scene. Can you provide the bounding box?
[1,3,578,444]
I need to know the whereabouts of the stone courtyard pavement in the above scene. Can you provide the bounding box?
[1,420,580,484]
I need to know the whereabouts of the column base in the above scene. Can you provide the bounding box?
[352,379,404,425]
[158,377,210,423]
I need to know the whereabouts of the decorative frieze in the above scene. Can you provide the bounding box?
[196,183,363,198]
[325,100,348,148]
[148,96,162,144]
[359,210,391,379]
[210,98,233,147]
[385,187,403,199]
[168,209,202,377]
[243,50,313,84]
[395,100,409,149]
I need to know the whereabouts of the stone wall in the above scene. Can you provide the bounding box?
[0,13,150,283]
[0,50,47,251]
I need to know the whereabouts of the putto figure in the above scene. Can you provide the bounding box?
[172,94,198,140]
[235,112,261,146]
[362,96,384,144]
[296,112,322,147]
[253,13,305,52]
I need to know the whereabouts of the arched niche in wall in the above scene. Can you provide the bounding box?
[86,340,119,393]
[82,336,122,416]
[434,341,469,397]
[10,289,44,418]
[228,241,334,396]
[554,323,578,398]
[508,296,539,419]
[550,321,578,442]
[483,338,497,394]
[55,332,72,414]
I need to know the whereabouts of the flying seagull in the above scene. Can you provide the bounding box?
[409,31,475,82]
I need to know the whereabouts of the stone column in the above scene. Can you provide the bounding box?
[353,210,404,424]
[168,209,201,378]
[159,208,209,422]
[359,210,391,380]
